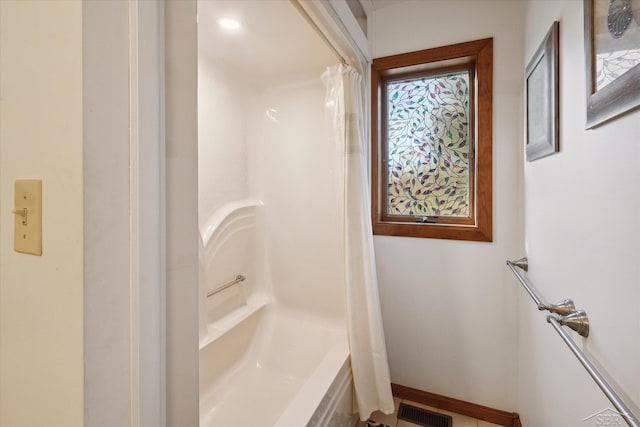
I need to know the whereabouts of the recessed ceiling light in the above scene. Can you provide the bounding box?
[218,17,241,31]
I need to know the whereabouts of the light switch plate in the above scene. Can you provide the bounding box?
[14,179,42,255]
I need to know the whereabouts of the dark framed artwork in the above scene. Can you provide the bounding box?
[526,21,559,162]
[584,0,640,128]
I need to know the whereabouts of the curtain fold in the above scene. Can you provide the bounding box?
[322,64,395,421]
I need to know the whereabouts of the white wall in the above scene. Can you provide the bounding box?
[371,0,525,411]
[197,59,254,344]
[249,79,345,320]
[0,1,84,425]
[84,2,165,424]
[166,1,200,425]
[519,2,640,426]
[197,58,249,231]
[82,1,132,425]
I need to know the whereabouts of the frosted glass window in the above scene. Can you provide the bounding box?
[385,71,471,218]
[372,38,493,242]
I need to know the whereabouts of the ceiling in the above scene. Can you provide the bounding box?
[198,0,338,88]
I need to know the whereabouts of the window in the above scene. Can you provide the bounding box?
[371,38,493,241]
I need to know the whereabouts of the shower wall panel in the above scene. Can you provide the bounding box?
[247,78,345,321]
[198,59,250,232]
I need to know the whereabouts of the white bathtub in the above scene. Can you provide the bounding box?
[199,303,353,427]
[199,202,354,426]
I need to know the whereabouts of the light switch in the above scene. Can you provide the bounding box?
[13,179,42,255]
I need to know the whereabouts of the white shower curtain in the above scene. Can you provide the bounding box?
[322,64,395,421]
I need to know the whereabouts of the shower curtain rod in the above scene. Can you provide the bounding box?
[289,0,348,66]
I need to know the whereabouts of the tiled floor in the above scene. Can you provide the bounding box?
[357,397,504,427]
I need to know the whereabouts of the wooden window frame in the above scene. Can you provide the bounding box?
[371,38,493,241]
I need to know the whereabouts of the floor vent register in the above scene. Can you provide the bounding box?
[397,403,453,427]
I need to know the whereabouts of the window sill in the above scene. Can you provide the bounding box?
[373,220,492,242]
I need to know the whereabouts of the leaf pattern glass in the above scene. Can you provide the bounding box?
[386,71,470,218]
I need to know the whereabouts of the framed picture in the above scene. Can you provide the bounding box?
[584,0,640,128]
[526,21,559,162]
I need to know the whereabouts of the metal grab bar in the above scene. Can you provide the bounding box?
[206,274,246,298]
[547,316,640,427]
